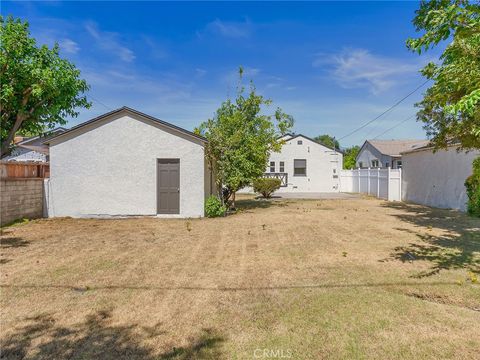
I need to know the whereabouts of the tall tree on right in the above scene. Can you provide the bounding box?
[407,0,480,150]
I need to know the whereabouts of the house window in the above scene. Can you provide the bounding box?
[396,160,402,168]
[371,159,379,168]
[279,161,285,173]
[270,161,275,173]
[359,162,363,168]
[386,162,390,168]
[297,140,303,145]
[294,159,307,176]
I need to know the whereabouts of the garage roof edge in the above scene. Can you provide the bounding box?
[44,106,207,144]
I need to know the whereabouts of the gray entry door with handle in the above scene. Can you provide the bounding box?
[157,159,180,214]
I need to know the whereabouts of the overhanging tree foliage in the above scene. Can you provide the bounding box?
[313,134,339,150]
[407,0,480,150]
[0,16,90,156]
[196,68,294,208]
[343,145,360,169]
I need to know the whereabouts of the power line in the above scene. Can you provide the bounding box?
[372,114,416,139]
[337,79,430,141]
[89,95,114,111]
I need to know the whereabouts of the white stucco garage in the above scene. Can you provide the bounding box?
[402,145,479,211]
[46,107,215,218]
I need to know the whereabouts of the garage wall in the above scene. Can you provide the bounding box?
[48,113,206,218]
[402,147,479,211]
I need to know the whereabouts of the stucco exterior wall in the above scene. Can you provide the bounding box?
[268,136,343,192]
[48,114,206,218]
[356,142,392,168]
[402,147,479,211]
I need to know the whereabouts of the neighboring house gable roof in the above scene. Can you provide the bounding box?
[45,106,207,145]
[360,139,429,158]
[1,127,67,162]
[283,133,344,153]
[17,127,68,146]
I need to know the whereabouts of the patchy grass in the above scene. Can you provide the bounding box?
[1,196,479,359]
[0,217,31,229]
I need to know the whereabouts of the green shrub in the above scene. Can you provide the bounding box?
[205,195,226,218]
[465,157,480,217]
[252,177,282,198]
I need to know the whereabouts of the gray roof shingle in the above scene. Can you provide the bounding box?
[368,139,429,157]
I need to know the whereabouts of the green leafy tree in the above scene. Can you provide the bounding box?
[313,134,339,150]
[252,177,282,198]
[343,145,360,169]
[407,0,480,150]
[0,16,90,156]
[465,157,480,216]
[196,68,294,208]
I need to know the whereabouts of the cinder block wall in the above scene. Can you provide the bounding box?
[1,178,44,226]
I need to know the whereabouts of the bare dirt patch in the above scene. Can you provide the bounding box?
[1,196,479,359]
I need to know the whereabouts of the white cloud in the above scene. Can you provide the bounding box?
[142,36,168,59]
[195,68,207,78]
[85,21,135,62]
[313,48,420,95]
[59,38,80,54]
[203,18,252,38]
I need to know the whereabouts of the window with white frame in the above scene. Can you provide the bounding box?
[279,161,285,172]
[297,140,303,145]
[396,160,402,168]
[371,159,379,168]
[294,159,307,176]
[270,161,275,173]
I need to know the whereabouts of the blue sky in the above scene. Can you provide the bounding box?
[4,1,440,147]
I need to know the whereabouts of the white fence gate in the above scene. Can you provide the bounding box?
[339,168,402,201]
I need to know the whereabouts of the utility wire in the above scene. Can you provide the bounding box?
[89,95,114,111]
[372,114,416,139]
[337,79,430,141]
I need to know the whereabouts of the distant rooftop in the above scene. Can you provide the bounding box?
[367,139,429,157]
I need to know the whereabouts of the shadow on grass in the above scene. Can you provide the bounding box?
[0,237,30,248]
[236,198,288,212]
[381,202,480,277]
[0,311,225,360]
[236,198,274,211]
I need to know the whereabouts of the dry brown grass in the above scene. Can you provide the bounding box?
[1,196,479,359]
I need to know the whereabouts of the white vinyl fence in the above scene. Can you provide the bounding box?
[339,168,402,201]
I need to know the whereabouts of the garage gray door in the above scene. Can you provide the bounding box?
[157,159,180,214]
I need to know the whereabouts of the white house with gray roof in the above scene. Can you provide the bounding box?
[264,134,343,193]
[355,139,429,169]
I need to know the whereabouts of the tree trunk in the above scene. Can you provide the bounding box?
[231,191,236,209]
[1,114,26,157]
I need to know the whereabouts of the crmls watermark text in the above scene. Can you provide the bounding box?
[253,348,293,358]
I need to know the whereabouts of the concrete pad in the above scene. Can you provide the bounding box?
[272,192,360,200]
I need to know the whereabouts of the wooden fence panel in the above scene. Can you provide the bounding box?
[0,162,49,179]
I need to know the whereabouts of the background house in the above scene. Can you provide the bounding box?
[2,128,67,163]
[46,107,215,218]
[264,134,343,192]
[356,139,428,169]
